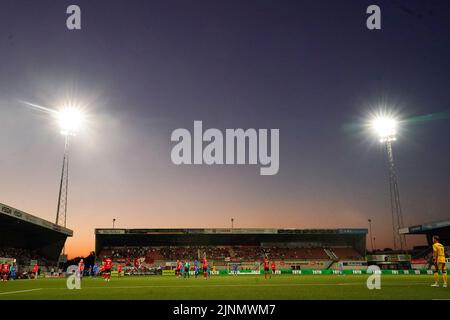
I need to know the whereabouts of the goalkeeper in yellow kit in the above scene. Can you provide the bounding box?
[431,235,447,288]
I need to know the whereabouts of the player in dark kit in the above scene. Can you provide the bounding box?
[194,259,199,278]
[263,257,271,279]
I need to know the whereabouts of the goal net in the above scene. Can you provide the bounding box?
[227,262,260,274]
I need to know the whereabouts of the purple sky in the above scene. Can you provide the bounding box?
[0,0,449,257]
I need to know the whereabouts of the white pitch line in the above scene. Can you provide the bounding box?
[0,288,42,295]
[41,283,361,291]
[48,283,362,290]
[46,281,431,290]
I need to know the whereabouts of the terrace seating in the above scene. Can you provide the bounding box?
[263,247,329,260]
[330,247,363,260]
[98,245,359,263]
[0,247,51,267]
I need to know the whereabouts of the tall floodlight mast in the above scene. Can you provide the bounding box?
[370,115,407,251]
[55,108,84,228]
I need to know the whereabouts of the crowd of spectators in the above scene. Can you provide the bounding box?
[0,247,52,267]
[262,247,331,260]
[98,245,361,262]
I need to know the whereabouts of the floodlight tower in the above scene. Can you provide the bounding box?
[371,115,407,251]
[55,108,83,228]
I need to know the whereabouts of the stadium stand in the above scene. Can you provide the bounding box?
[0,248,52,266]
[262,247,330,260]
[401,218,450,245]
[401,218,450,267]
[0,203,73,269]
[98,246,336,262]
[95,228,367,270]
[330,247,364,260]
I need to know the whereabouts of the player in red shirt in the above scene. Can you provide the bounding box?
[176,260,181,278]
[0,263,4,281]
[78,259,85,279]
[103,257,112,281]
[117,264,123,278]
[271,261,276,276]
[263,257,270,279]
[32,263,39,280]
[2,263,10,281]
[202,257,208,279]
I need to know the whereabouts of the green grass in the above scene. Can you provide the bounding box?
[0,274,449,300]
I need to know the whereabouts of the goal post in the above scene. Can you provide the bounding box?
[227,262,260,275]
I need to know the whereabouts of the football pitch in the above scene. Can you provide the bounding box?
[1,275,450,300]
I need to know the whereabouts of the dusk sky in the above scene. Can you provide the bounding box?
[0,0,449,258]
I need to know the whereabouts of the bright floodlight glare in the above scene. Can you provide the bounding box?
[57,107,84,136]
[370,115,398,143]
